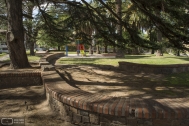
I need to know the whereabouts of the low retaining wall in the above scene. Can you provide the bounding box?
[42,71,189,126]
[39,52,64,63]
[39,52,64,71]
[119,61,189,74]
[0,72,42,88]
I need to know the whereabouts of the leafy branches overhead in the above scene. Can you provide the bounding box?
[1,0,189,51]
[54,0,189,50]
[130,0,189,50]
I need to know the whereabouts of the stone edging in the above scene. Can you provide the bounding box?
[40,53,189,126]
[119,61,189,74]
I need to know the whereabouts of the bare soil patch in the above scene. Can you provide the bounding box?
[57,65,189,99]
[0,64,73,126]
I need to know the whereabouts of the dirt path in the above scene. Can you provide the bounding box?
[56,65,189,99]
[0,65,74,126]
[0,85,75,126]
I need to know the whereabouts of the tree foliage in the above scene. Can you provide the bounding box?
[0,0,189,68]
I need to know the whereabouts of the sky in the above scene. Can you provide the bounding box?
[32,0,91,16]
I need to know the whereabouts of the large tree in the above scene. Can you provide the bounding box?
[3,0,189,69]
[6,0,30,69]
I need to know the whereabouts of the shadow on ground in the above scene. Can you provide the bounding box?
[56,64,189,99]
[0,83,73,126]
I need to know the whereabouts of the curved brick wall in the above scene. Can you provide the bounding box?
[119,61,189,74]
[42,71,189,126]
[39,52,64,63]
[40,53,189,126]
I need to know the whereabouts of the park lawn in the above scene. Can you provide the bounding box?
[58,58,122,66]
[58,54,189,88]
[58,54,189,66]
[124,54,189,65]
[0,53,7,57]
[27,55,41,62]
[163,72,189,87]
[0,55,41,62]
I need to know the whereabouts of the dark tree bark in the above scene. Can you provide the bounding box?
[29,42,35,55]
[58,46,60,51]
[104,45,108,53]
[151,49,155,54]
[113,46,116,53]
[27,2,35,56]
[96,45,100,54]
[156,30,163,56]
[6,0,30,69]
[115,0,124,57]
[131,47,140,55]
[176,50,180,56]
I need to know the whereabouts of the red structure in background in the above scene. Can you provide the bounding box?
[79,44,84,50]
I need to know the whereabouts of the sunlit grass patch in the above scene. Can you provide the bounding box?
[58,54,189,66]
[0,53,7,57]
[125,54,189,65]
[27,55,41,62]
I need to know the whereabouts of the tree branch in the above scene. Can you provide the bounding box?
[22,13,34,19]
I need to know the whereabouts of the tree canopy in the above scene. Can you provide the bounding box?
[0,0,189,68]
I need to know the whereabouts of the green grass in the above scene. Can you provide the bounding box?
[58,54,189,66]
[0,53,7,57]
[125,54,189,65]
[27,55,41,62]
[163,72,189,87]
[26,51,43,62]
[58,58,122,66]
[155,90,177,96]
[58,54,189,87]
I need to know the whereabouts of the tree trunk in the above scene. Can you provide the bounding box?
[89,45,94,55]
[176,50,180,56]
[96,45,100,54]
[156,10,163,56]
[113,46,116,53]
[132,47,139,55]
[57,46,60,51]
[27,2,35,56]
[104,45,108,53]
[115,0,124,57]
[29,43,35,55]
[151,49,155,54]
[156,30,163,56]
[6,0,30,69]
